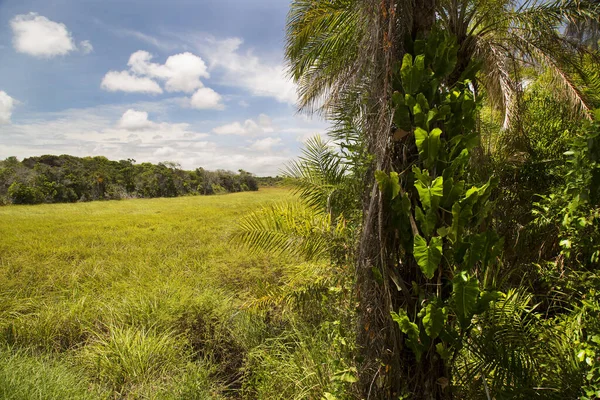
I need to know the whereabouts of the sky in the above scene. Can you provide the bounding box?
[0,0,329,176]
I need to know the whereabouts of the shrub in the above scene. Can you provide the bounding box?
[8,182,44,204]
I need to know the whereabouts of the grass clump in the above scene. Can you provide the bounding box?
[0,346,107,400]
[80,326,186,395]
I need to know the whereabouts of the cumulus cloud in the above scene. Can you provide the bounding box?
[101,71,163,94]
[190,87,224,110]
[0,91,15,124]
[101,51,222,107]
[249,137,282,152]
[212,114,274,136]
[199,37,296,104]
[127,51,209,93]
[118,109,154,130]
[10,13,78,58]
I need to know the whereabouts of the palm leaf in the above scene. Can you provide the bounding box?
[232,200,346,262]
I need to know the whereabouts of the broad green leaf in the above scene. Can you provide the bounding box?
[389,171,400,199]
[452,272,479,327]
[442,177,464,209]
[400,54,413,93]
[415,127,442,167]
[427,128,442,167]
[392,91,404,106]
[375,170,400,200]
[415,206,437,237]
[414,106,425,129]
[416,93,430,113]
[415,176,443,210]
[375,170,388,192]
[415,127,428,153]
[414,235,443,279]
[436,343,452,360]
[401,54,425,95]
[412,166,431,186]
[405,94,416,109]
[391,310,419,337]
[451,201,473,243]
[419,302,447,339]
[392,309,423,360]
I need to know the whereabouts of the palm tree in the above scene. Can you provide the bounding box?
[288,0,600,126]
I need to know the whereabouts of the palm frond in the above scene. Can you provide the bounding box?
[232,200,346,262]
[456,289,577,398]
[283,136,349,215]
[243,263,336,312]
[285,0,363,114]
[476,38,520,130]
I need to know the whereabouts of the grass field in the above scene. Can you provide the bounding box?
[0,188,296,399]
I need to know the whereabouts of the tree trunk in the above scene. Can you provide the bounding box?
[356,0,446,398]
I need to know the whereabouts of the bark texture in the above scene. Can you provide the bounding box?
[355,0,447,398]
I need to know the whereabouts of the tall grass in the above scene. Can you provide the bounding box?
[0,346,108,400]
[0,189,292,398]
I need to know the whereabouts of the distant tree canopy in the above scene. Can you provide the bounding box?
[0,155,261,205]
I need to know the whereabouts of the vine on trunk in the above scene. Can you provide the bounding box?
[375,29,504,398]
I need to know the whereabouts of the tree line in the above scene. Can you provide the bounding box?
[0,154,260,205]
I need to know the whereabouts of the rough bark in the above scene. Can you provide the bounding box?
[355,0,446,399]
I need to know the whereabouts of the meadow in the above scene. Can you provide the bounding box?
[0,188,300,399]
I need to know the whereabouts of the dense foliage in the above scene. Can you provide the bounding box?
[234,0,600,399]
[0,154,259,205]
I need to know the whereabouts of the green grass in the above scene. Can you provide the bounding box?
[0,188,293,398]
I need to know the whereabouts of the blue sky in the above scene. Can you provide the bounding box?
[0,0,328,175]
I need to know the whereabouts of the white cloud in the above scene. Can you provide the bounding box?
[199,37,296,104]
[128,51,209,93]
[212,122,245,135]
[118,109,153,130]
[10,13,77,58]
[0,91,15,124]
[101,71,163,94]
[190,87,224,110]
[101,51,222,105]
[249,137,282,152]
[79,40,93,54]
[212,114,274,136]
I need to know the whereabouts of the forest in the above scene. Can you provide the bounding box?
[0,154,260,205]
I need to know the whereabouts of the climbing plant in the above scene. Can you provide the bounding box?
[374,29,503,396]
